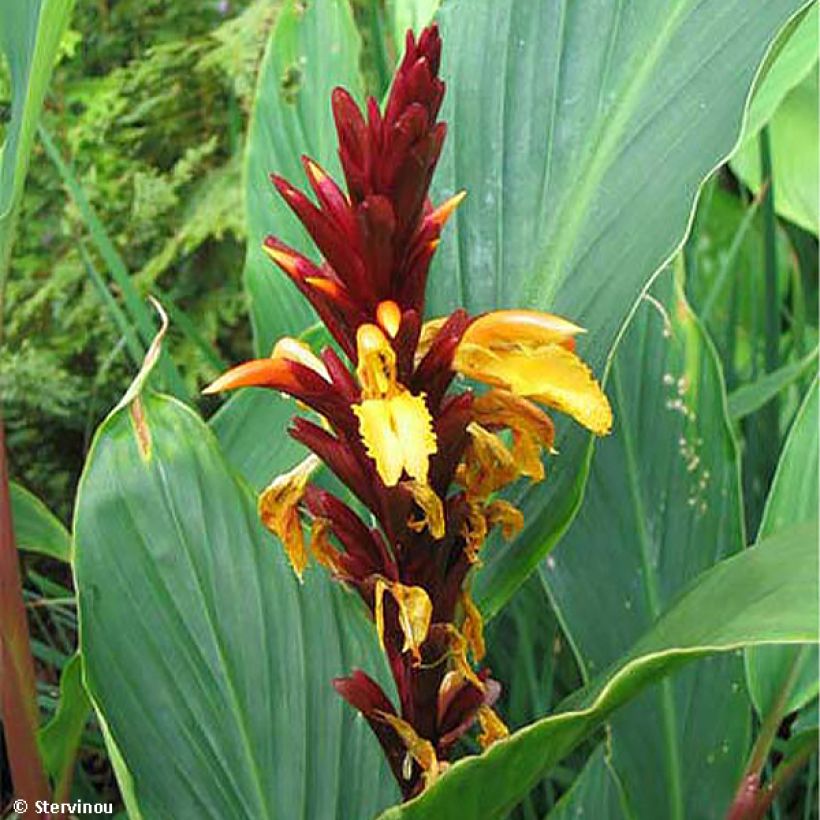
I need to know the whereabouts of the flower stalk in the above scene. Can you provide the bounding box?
[206,24,611,799]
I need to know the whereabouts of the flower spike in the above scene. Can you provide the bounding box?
[208,22,612,800]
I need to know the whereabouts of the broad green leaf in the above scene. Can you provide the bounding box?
[427,0,811,616]
[379,522,819,820]
[210,388,305,490]
[547,746,629,820]
[540,270,749,819]
[74,391,399,818]
[386,0,440,46]
[745,382,819,718]
[10,482,71,561]
[243,0,363,355]
[742,4,818,140]
[0,0,74,277]
[731,70,819,233]
[727,349,818,420]
[37,654,91,798]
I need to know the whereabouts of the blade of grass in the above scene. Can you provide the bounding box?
[153,287,229,372]
[728,348,818,420]
[38,125,188,400]
[701,181,769,324]
[78,241,145,368]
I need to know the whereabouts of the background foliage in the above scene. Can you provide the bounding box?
[1,0,817,817]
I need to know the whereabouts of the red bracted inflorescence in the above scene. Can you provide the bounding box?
[206,24,612,799]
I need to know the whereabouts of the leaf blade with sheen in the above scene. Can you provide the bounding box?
[379,522,819,820]
[74,392,399,818]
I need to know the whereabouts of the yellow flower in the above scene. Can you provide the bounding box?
[353,322,437,487]
[454,309,613,436]
[258,454,321,580]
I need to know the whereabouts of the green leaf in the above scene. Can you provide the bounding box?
[37,654,92,800]
[386,0,440,46]
[745,382,820,718]
[0,0,74,276]
[741,4,818,139]
[427,0,812,616]
[540,269,749,819]
[547,746,630,820]
[10,482,71,561]
[74,391,399,817]
[379,522,819,820]
[731,69,819,233]
[243,0,363,355]
[727,349,818,420]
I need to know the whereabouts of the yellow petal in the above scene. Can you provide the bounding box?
[460,309,584,350]
[512,430,545,481]
[356,323,397,398]
[456,343,612,436]
[457,422,518,499]
[404,480,446,539]
[354,392,437,487]
[477,705,509,749]
[375,711,440,788]
[271,336,329,378]
[258,454,321,580]
[460,502,488,564]
[485,499,524,541]
[472,389,555,452]
[415,316,448,363]
[374,579,433,664]
[444,625,483,690]
[460,586,485,662]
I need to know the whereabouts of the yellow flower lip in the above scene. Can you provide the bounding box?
[461,309,585,350]
[453,309,613,436]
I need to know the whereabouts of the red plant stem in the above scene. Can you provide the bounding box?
[748,739,817,820]
[0,417,51,816]
[726,648,807,820]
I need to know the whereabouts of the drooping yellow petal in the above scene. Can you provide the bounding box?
[374,579,433,663]
[271,336,329,378]
[485,499,524,541]
[456,342,612,436]
[354,392,437,486]
[258,454,321,580]
[309,518,343,575]
[457,422,518,500]
[471,388,557,481]
[443,625,483,689]
[461,501,488,564]
[460,586,485,662]
[476,705,509,749]
[404,480,446,539]
[375,711,441,788]
[356,323,397,398]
